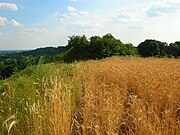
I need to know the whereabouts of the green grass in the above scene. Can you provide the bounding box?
[0,62,81,135]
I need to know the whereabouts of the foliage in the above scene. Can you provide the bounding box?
[138,39,180,58]
[63,35,92,62]
[63,34,138,62]
[168,42,180,57]
[0,46,66,80]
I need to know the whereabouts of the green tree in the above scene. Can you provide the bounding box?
[67,35,89,50]
[138,39,167,57]
[168,42,180,58]
[89,34,128,59]
[125,43,138,56]
[89,36,102,59]
[64,34,138,62]
[63,35,91,62]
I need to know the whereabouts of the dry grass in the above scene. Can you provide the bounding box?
[73,57,180,135]
[29,76,72,135]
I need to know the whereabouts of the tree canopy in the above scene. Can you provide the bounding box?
[138,39,180,58]
[63,34,138,62]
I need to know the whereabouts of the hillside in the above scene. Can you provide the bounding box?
[0,46,67,80]
[0,46,66,59]
[20,46,66,57]
[0,57,180,135]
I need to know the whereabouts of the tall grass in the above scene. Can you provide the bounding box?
[0,57,180,135]
[75,57,180,135]
[0,63,81,135]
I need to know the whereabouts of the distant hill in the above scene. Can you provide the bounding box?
[20,46,67,56]
[0,46,67,59]
[0,50,27,54]
[0,50,28,58]
[0,46,67,80]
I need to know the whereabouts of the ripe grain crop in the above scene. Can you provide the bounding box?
[73,57,180,135]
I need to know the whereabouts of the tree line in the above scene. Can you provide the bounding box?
[63,34,180,62]
[0,33,179,80]
[138,39,180,58]
[63,34,137,62]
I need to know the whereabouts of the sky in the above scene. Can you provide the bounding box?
[0,0,180,50]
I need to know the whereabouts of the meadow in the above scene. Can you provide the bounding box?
[0,57,180,135]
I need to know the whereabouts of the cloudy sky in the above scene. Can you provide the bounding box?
[0,0,180,50]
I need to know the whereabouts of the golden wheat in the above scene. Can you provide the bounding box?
[74,57,180,135]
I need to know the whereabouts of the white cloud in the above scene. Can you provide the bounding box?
[54,8,89,22]
[69,21,87,27]
[79,11,89,16]
[0,17,8,25]
[146,0,180,17]
[70,11,89,17]
[10,19,22,26]
[0,3,18,11]
[111,12,133,23]
[70,0,77,2]
[70,12,81,17]
[21,28,48,35]
[67,14,104,34]
[0,16,22,26]
[54,12,69,22]
[67,6,77,12]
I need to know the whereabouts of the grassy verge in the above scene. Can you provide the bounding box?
[0,62,81,135]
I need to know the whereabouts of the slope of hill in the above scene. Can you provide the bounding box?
[20,46,66,57]
[0,57,180,135]
[0,46,67,80]
[0,46,66,59]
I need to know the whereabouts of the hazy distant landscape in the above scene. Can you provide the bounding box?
[0,50,28,55]
[1,0,180,135]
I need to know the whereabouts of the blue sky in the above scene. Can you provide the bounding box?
[0,0,180,50]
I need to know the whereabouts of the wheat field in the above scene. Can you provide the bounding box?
[74,57,180,135]
[1,57,180,135]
